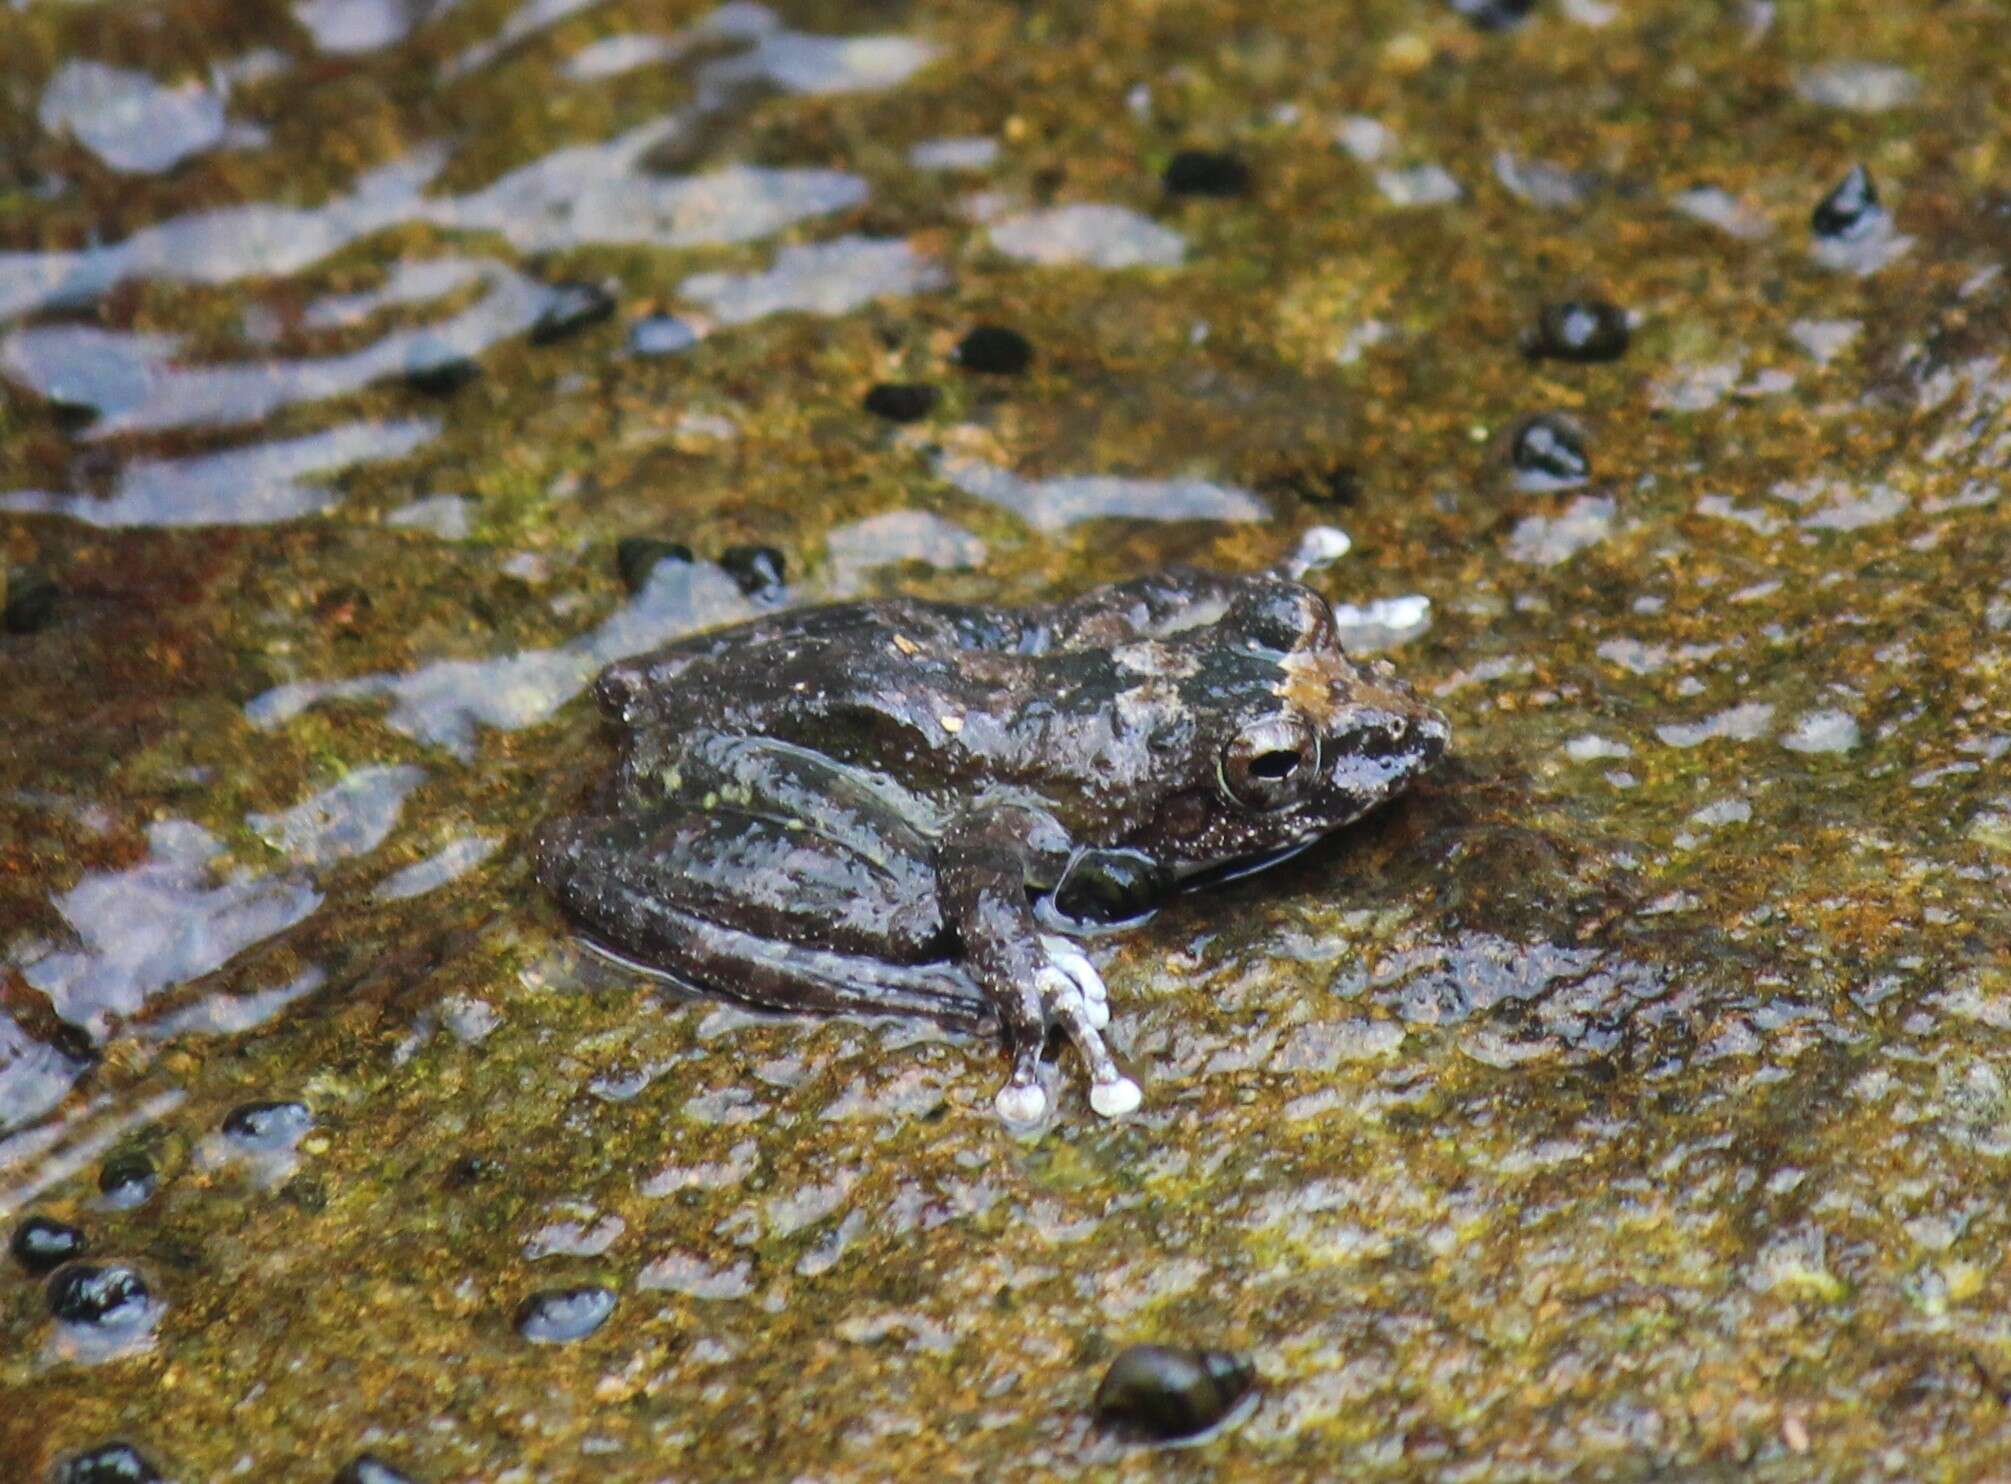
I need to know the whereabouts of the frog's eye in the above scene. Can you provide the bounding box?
[1220,715,1319,810]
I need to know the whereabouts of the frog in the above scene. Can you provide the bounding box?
[536,562,1449,1125]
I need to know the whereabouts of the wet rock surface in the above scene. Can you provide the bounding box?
[1,0,2009,1478]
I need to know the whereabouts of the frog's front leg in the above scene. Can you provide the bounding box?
[938,807,1141,1124]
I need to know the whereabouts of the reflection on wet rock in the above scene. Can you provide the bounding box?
[514,1285,616,1343]
[989,205,1186,269]
[51,1442,163,1484]
[250,766,426,870]
[1093,1344,1257,1440]
[38,62,230,176]
[20,820,320,1033]
[10,1214,87,1274]
[936,455,1262,533]
[628,315,700,357]
[1524,299,1629,362]
[248,559,757,754]
[0,419,438,527]
[293,0,420,55]
[680,238,944,324]
[954,325,1032,375]
[370,836,499,902]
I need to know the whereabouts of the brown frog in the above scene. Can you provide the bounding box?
[537,565,1448,1123]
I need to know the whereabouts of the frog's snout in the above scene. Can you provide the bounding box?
[1414,712,1451,768]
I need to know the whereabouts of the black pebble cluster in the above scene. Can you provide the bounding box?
[1811,164,1883,241]
[4,568,59,634]
[403,338,479,397]
[1449,0,1539,27]
[221,1099,313,1150]
[1093,1344,1257,1440]
[862,382,940,423]
[52,1442,161,1484]
[96,1155,156,1210]
[615,537,694,594]
[1525,299,1630,362]
[46,1263,152,1330]
[721,545,787,599]
[334,1454,416,1484]
[1162,149,1251,198]
[1511,414,1591,482]
[11,1214,86,1274]
[531,281,617,345]
[955,325,1033,375]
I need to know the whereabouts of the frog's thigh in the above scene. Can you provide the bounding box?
[554,805,945,962]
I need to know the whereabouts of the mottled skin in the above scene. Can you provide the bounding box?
[537,567,1449,1122]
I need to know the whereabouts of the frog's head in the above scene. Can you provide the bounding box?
[1123,578,1449,876]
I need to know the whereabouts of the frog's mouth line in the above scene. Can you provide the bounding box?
[1172,839,1318,889]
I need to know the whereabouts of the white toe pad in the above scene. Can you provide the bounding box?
[1089,1076,1142,1118]
[995,1081,1049,1125]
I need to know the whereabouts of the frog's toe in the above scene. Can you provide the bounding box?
[995,1042,1050,1126]
[1040,935,1110,1029]
[1041,969,1141,1121]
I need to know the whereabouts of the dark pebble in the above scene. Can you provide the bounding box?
[1264,462,1359,506]
[11,1214,86,1274]
[1510,414,1590,484]
[97,1154,156,1210]
[531,282,616,345]
[628,314,698,357]
[954,325,1033,376]
[514,1285,616,1344]
[720,544,786,600]
[333,1454,414,1484]
[616,536,695,595]
[4,568,59,634]
[862,382,940,423]
[1162,149,1250,198]
[50,399,99,434]
[51,1442,161,1484]
[221,1099,313,1152]
[404,337,479,397]
[1093,1344,1257,1441]
[46,1263,152,1330]
[1450,0,1538,27]
[1052,849,1168,928]
[444,1153,501,1189]
[1525,299,1629,362]
[1811,164,1882,241]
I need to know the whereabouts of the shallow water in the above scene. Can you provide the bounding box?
[2,0,2008,1478]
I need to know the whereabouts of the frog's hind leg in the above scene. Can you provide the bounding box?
[576,904,996,1033]
[536,808,993,1033]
